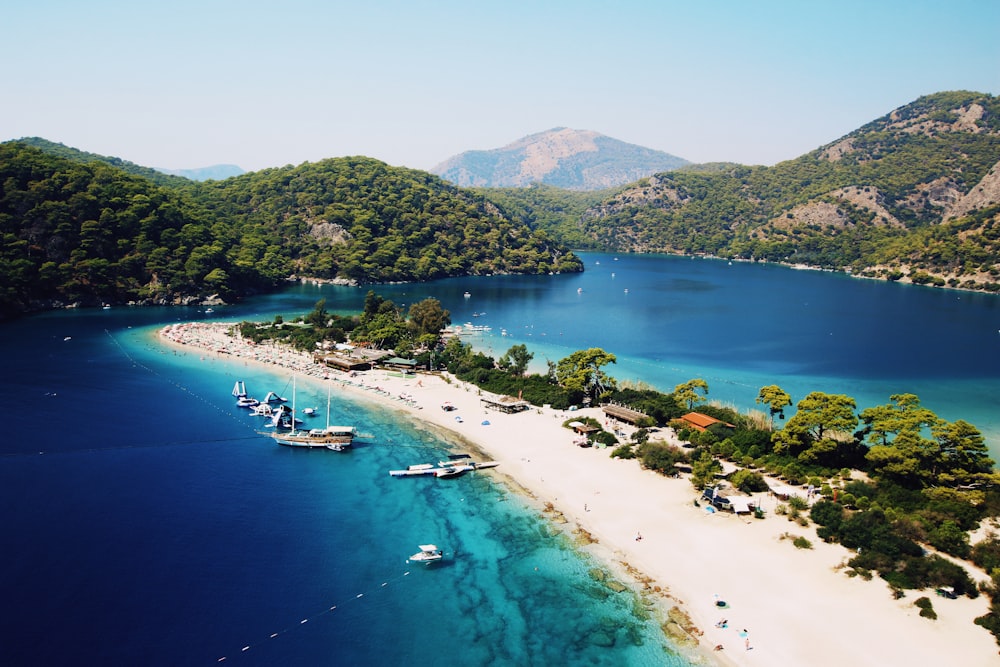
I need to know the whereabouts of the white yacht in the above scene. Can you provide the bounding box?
[408,545,444,564]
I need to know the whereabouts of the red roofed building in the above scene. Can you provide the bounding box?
[677,412,735,432]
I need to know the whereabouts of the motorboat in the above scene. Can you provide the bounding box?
[408,544,444,564]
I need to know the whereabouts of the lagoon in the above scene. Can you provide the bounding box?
[1,251,997,665]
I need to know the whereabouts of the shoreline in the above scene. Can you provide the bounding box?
[157,322,999,666]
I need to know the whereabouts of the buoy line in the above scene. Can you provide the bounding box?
[213,559,444,663]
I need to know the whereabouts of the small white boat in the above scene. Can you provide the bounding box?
[408,544,443,564]
[302,407,318,417]
[463,291,471,298]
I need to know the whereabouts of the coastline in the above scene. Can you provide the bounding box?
[158,322,999,666]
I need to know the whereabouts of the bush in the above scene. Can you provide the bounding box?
[793,536,813,549]
[971,536,1000,572]
[810,500,845,529]
[611,444,636,460]
[637,442,687,475]
[730,469,769,493]
[928,520,972,559]
[787,496,809,512]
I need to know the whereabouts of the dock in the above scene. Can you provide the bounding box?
[389,460,499,477]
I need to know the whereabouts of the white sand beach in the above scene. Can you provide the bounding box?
[159,322,999,666]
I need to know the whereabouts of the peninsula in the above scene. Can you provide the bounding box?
[159,321,999,667]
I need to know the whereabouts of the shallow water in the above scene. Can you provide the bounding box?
[0,308,684,666]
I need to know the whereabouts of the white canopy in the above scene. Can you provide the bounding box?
[729,497,752,514]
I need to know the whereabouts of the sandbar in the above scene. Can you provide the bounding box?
[158,322,999,666]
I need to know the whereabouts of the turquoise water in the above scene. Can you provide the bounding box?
[0,307,683,666]
[356,253,1000,456]
[2,251,998,665]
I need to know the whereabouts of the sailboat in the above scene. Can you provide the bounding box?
[268,378,356,451]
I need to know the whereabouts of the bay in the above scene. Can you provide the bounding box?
[1,251,998,666]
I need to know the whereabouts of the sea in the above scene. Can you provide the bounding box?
[2,251,998,666]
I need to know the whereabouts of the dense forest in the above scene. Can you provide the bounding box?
[0,143,582,319]
[483,91,1000,292]
[3,91,999,319]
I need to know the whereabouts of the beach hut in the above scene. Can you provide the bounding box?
[676,412,736,433]
[480,394,530,414]
[601,403,650,425]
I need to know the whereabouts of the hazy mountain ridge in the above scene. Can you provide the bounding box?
[431,128,689,190]
[155,164,245,181]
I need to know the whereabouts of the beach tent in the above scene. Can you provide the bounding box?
[769,483,809,501]
[729,496,752,514]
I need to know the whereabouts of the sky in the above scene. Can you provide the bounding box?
[3,0,998,173]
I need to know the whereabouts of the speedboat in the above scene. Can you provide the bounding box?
[408,544,444,564]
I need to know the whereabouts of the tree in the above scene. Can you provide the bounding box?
[498,343,533,377]
[674,378,709,411]
[756,385,792,428]
[690,451,721,490]
[408,297,450,336]
[773,391,857,462]
[859,393,939,448]
[304,299,330,327]
[555,348,617,401]
[930,419,996,488]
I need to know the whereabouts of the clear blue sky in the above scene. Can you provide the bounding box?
[3,0,998,172]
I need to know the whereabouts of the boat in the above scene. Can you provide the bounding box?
[273,425,356,451]
[302,406,318,417]
[408,544,444,564]
[463,291,471,298]
[268,379,355,451]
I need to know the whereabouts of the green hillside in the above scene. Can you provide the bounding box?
[565,91,1000,291]
[0,144,582,318]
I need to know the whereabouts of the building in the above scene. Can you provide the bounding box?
[676,412,736,433]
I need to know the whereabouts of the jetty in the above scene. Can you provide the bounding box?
[389,460,499,477]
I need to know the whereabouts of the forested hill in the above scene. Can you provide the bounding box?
[0,144,582,319]
[515,91,1000,292]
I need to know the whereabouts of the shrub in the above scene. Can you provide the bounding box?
[810,500,845,529]
[928,520,972,559]
[611,444,636,460]
[971,536,1000,572]
[730,469,769,493]
[787,496,809,512]
[793,536,813,549]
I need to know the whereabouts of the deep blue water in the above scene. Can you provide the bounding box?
[2,252,999,666]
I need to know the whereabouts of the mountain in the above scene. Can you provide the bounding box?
[155,164,245,181]
[0,143,582,318]
[431,128,689,191]
[565,91,1000,292]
